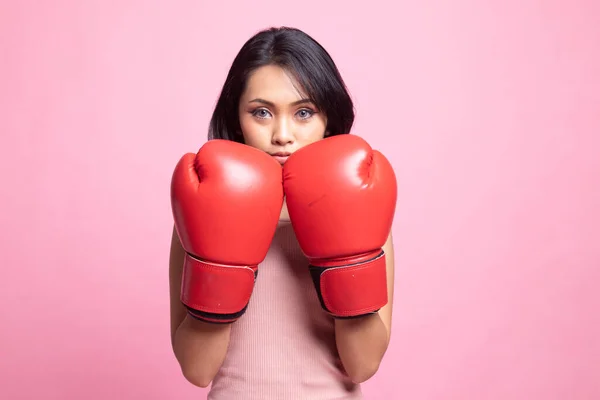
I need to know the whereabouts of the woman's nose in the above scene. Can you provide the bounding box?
[271,119,294,145]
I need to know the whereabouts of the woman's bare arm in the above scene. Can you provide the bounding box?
[334,232,395,383]
[169,225,231,388]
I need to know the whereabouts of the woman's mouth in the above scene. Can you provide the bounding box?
[270,152,291,165]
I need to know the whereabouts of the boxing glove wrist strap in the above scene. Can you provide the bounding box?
[181,254,257,324]
[309,251,388,318]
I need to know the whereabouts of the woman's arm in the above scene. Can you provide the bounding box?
[169,225,232,388]
[335,232,395,383]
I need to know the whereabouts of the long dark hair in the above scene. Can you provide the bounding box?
[208,27,355,143]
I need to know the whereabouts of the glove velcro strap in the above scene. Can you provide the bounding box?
[310,251,388,318]
[181,253,257,323]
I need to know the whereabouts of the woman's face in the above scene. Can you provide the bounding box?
[238,65,328,165]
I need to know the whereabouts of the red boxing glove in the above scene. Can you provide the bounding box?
[283,134,397,318]
[171,140,284,323]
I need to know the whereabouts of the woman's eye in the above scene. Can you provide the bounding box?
[297,109,314,119]
[252,108,271,119]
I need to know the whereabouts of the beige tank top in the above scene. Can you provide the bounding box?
[207,220,363,399]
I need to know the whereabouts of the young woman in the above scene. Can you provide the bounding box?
[169,26,396,399]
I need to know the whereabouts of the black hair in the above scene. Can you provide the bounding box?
[208,26,354,142]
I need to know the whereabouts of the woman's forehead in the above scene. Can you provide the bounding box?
[242,65,309,104]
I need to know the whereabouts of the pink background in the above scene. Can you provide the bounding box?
[1,1,599,399]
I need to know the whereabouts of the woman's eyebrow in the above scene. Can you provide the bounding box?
[248,98,313,107]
